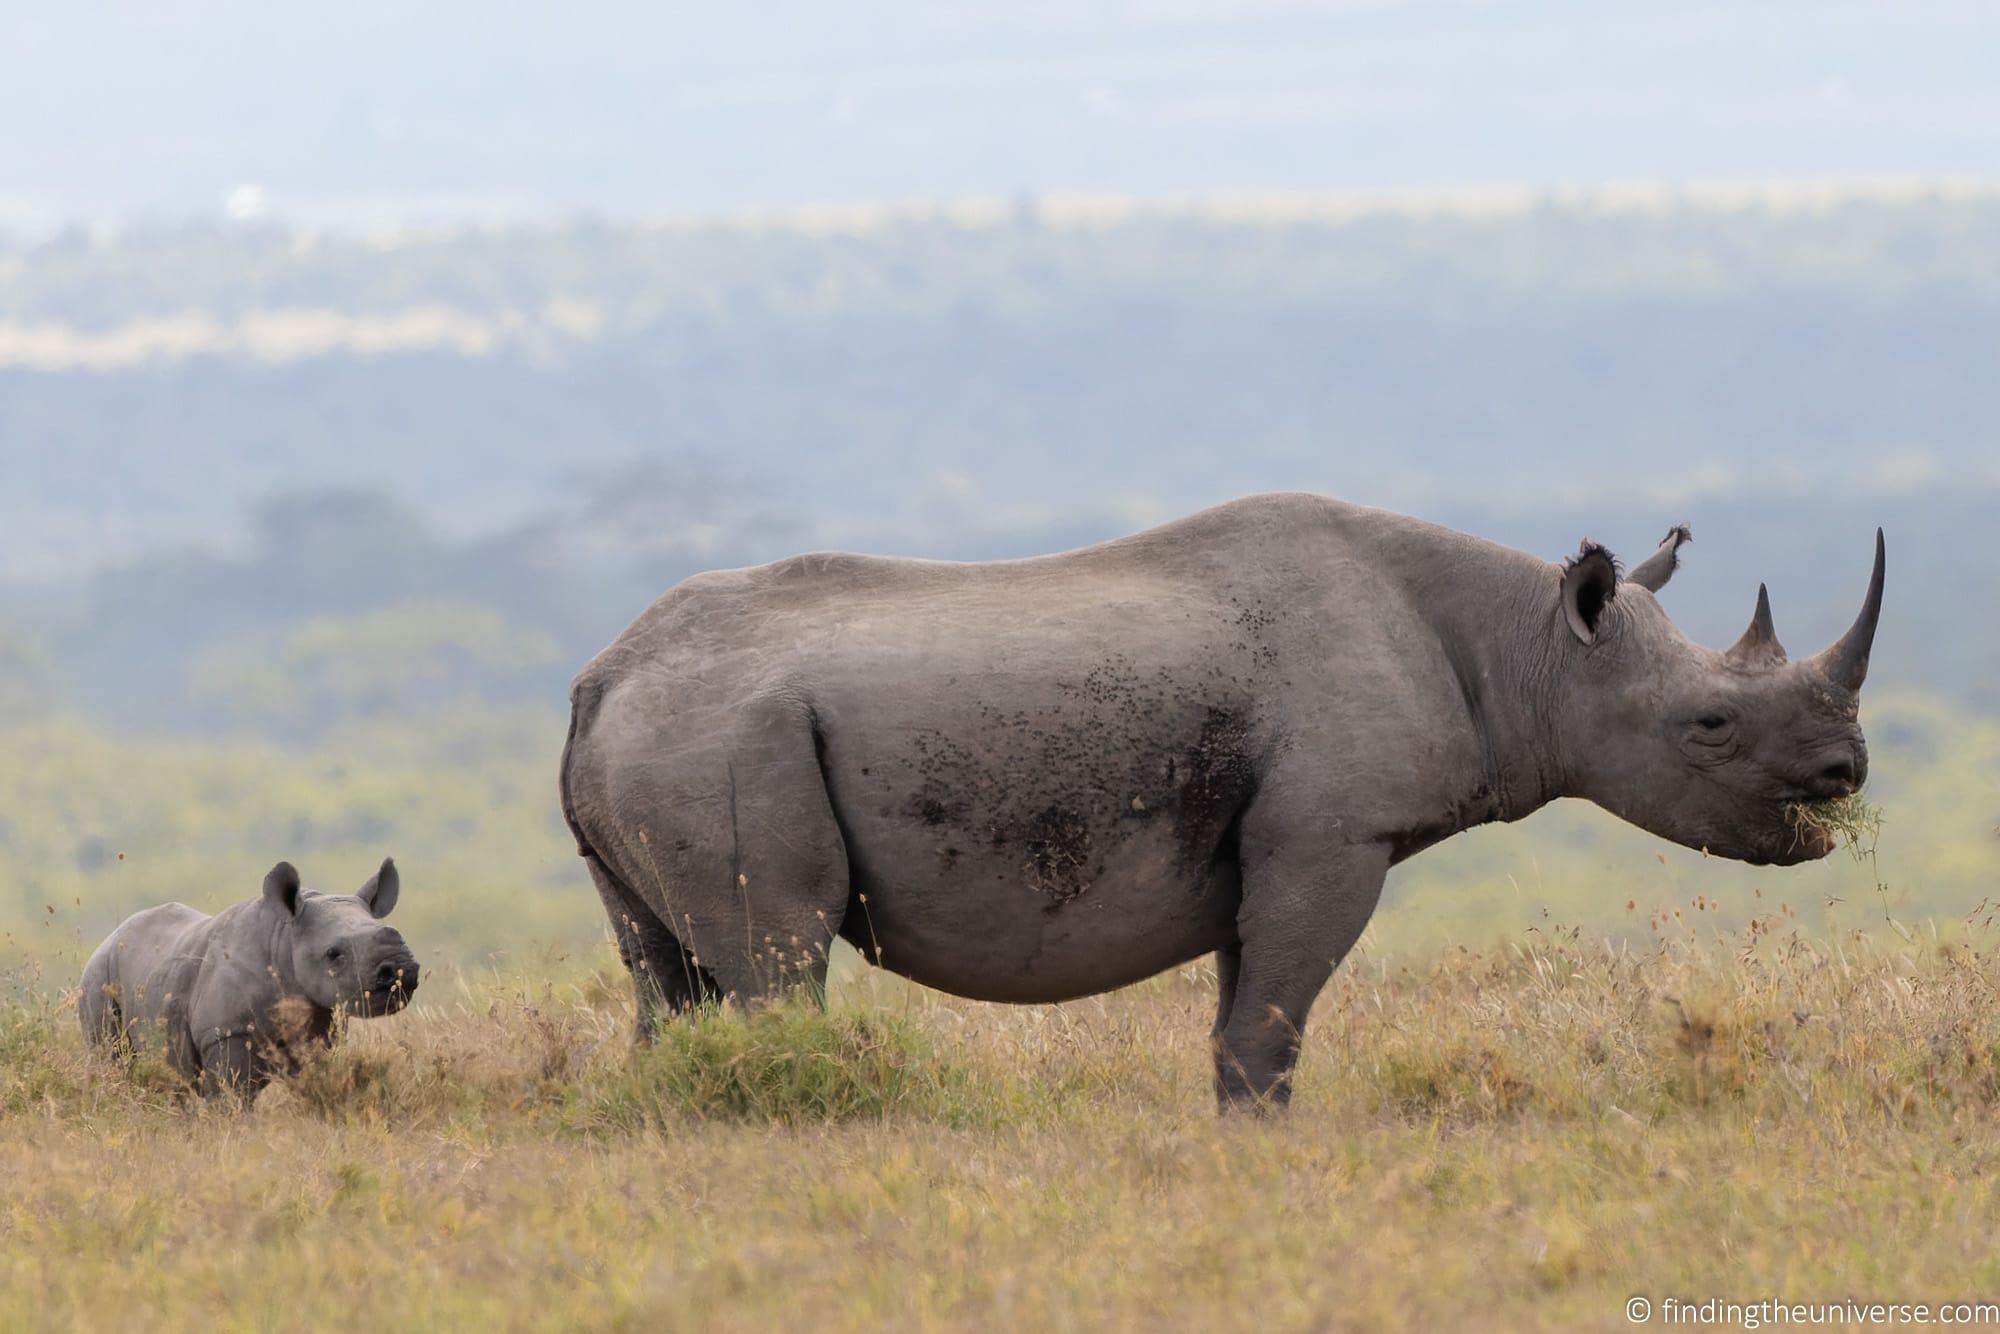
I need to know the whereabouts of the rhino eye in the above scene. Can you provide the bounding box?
[325,946,346,962]
[1689,714,1737,745]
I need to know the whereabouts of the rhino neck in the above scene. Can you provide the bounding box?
[254,899,308,997]
[1417,553,1574,828]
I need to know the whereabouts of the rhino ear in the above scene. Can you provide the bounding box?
[357,858,399,919]
[262,862,303,918]
[1560,541,1620,645]
[1625,524,1690,593]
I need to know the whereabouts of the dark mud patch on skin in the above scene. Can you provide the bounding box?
[1022,805,1093,906]
[1231,598,1283,669]
[907,732,977,828]
[900,651,1269,907]
[1174,708,1256,861]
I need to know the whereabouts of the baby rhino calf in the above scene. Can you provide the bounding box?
[79,859,419,1101]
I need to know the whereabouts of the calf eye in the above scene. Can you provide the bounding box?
[1696,715,1729,731]
[325,947,345,962]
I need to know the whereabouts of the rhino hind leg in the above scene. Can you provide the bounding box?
[1209,945,1241,1052]
[587,853,722,1040]
[78,946,128,1055]
[579,691,853,1011]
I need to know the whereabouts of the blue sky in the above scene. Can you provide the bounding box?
[5,1,1998,228]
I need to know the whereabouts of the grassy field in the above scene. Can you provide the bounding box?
[7,919,2000,1332]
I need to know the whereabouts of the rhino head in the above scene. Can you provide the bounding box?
[262,858,422,1015]
[1552,525,1884,866]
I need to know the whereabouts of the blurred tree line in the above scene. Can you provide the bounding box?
[0,474,1986,736]
[4,193,1999,593]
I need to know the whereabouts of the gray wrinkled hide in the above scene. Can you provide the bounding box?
[562,493,1882,1106]
[79,859,418,1102]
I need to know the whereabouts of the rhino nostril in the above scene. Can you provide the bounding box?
[373,959,419,990]
[1814,756,1860,797]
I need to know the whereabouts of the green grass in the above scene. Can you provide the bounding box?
[587,1003,979,1129]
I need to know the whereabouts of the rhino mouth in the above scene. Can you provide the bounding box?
[1739,801,1843,867]
[1705,805,1840,867]
[348,987,416,1017]
[1765,821,1837,867]
[348,961,420,1017]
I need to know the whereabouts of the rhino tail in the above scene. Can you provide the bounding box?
[560,676,608,860]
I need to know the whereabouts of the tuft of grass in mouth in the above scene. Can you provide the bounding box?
[1788,794,1885,859]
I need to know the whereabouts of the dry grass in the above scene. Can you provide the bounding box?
[6,927,2000,1331]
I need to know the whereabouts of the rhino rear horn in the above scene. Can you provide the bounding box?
[1724,584,1787,669]
[1625,524,1691,593]
[1810,528,1886,692]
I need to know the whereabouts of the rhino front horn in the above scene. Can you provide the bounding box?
[1811,528,1886,692]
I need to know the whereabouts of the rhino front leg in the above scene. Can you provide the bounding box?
[1213,836,1388,1111]
[198,1034,267,1106]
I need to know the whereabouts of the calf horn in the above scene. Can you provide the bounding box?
[1810,529,1886,692]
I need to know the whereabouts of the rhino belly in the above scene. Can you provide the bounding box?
[838,838,1240,1002]
[825,756,1246,1003]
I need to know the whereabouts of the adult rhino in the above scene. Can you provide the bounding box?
[561,494,1883,1107]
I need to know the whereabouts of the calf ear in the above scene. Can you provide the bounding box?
[358,858,399,919]
[1560,541,1620,645]
[262,862,303,917]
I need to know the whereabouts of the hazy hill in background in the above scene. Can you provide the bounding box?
[2,186,1997,729]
